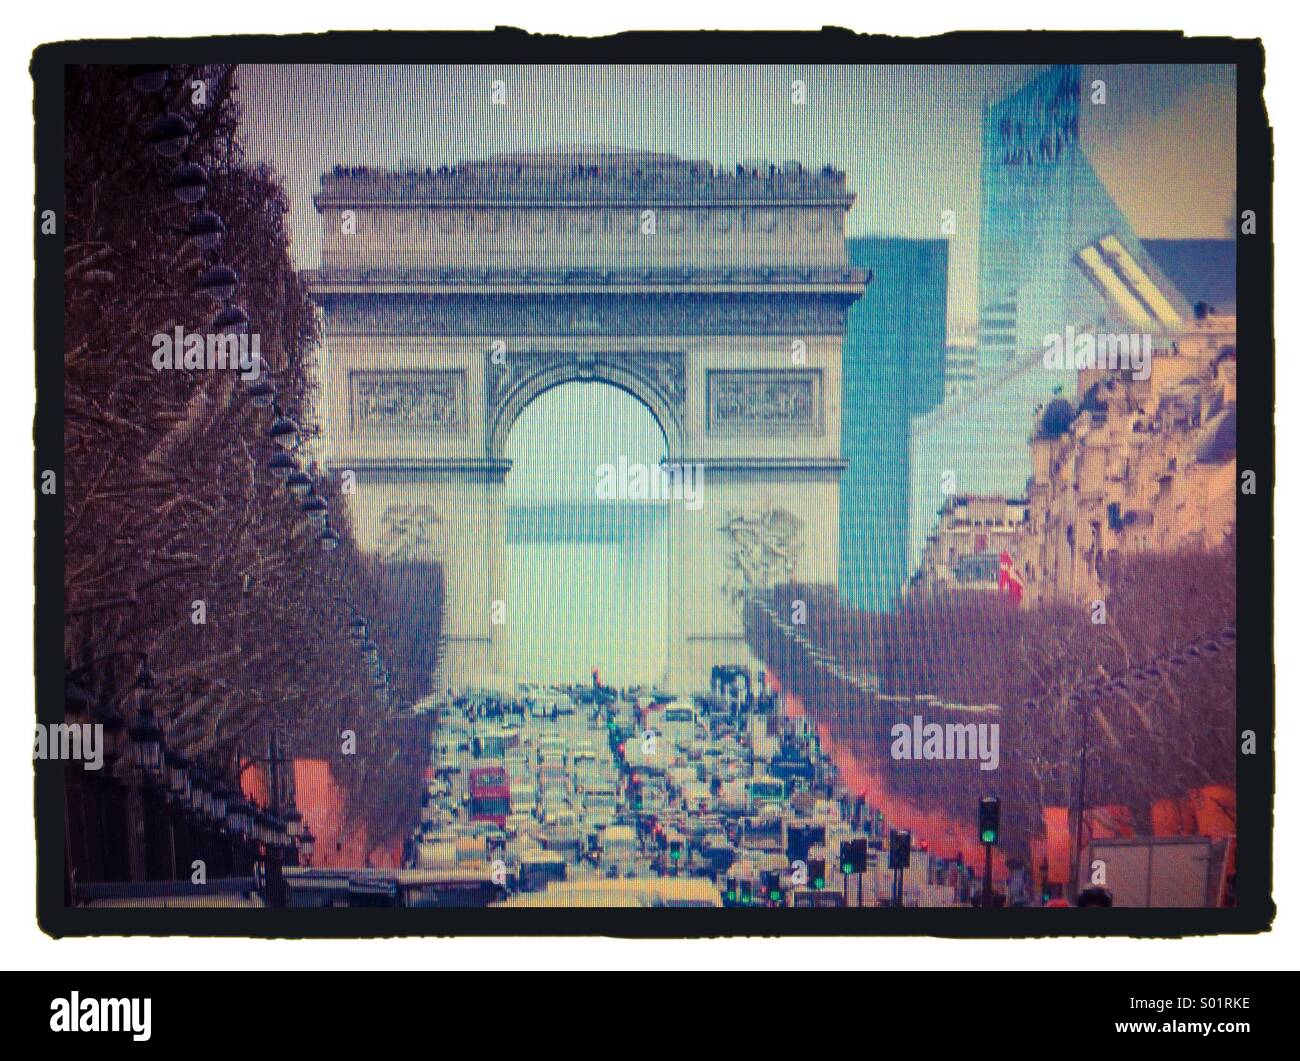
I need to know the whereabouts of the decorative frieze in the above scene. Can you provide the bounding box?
[320,293,853,338]
[376,503,444,563]
[349,370,467,433]
[707,369,823,436]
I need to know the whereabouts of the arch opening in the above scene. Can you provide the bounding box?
[503,381,672,688]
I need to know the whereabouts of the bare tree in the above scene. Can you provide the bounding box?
[63,65,439,852]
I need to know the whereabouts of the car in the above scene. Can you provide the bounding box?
[599,825,641,877]
[538,736,567,764]
[583,785,619,829]
[542,810,583,852]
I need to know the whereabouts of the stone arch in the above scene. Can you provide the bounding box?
[487,357,685,463]
[309,149,865,693]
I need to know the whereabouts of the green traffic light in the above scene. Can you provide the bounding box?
[981,829,997,844]
[814,878,825,889]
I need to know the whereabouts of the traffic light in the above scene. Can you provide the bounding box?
[807,857,826,890]
[979,796,1001,845]
[839,838,868,875]
[888,828,911,870]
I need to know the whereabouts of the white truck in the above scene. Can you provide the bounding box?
[1078,835,1230,907]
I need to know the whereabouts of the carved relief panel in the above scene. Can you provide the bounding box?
[706,369,823,436]
[349,370,468,434]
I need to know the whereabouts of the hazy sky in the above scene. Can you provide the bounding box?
[237,63,1236,331]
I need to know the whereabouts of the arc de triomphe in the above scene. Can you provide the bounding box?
[307,148,866,694]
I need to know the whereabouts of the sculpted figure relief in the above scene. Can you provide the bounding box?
[377,504,444,563]
[719,507,806,608]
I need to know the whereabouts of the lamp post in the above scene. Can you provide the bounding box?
[239,729,301,905]
[1069,689,1092,904]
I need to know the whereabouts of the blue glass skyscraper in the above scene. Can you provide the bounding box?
[839,237,948,612]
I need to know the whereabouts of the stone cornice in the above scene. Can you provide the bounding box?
[306,266,867,294]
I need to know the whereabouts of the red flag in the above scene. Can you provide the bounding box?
[998,551,1024,605]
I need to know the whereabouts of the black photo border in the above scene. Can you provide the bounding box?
[32,27,1274,939]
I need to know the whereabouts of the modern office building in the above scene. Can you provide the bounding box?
[945,337,979,403]
[838,236,948,612]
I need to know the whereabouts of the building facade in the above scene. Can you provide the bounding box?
[1016,313,1237,607]
[912,494,1029,593]
[910,312,1236,606]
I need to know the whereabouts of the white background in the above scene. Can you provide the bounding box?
[1,0,1293,971]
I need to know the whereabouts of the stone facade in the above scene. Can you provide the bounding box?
[913,495,1030,592]
[307,148,867,692]
[1016,314,1237,607]
[910,314,1237,606]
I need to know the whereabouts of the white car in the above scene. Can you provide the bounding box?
[543,810,583,852]
[599,825,641,877]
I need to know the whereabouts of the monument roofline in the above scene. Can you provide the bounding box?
[305,264,869,294]
[314,152,855,210]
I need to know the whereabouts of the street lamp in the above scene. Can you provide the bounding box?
[246,380,276,409]
[185,210,226,251]
[300,826,316,864]
[144,113,191,157]
[196,265,238,302]
[164,750,191,804]
[127,65,169,93]
[286,470,313,498]
[269,411,300,451]
[226,797,253,842]
[127,706,164,778]
[301,494,328,526]
[267,451,295,480]
[169,162,209,205]
[212,304,250,335]
[319,524,341,552]
[209,780,231,824]
[269,813,288,849]
[188,767,211,818]
[93,692,127,769]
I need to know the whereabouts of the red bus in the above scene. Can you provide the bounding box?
[468,765,510,828]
